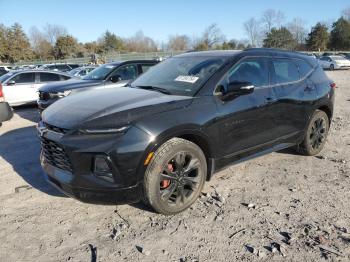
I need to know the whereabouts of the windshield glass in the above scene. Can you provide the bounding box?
[131,56,226,96]
[82,64,117,80]
[0,71,15,83]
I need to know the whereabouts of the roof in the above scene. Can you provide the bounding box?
[5,69,71,75]
[178,50,242,58]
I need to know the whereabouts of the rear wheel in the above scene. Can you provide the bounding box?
[297,110,329,156]
[143,138,207,215]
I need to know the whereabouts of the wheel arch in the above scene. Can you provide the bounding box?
[318,105,333,125]
[142,128,216,181]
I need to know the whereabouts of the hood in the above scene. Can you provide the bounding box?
[39,79,103,93]
[42,87,192,130]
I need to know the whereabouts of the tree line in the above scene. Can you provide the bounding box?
[0,7,349,63]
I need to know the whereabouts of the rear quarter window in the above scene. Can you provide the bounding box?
[272,59,300,84]
[294,59,313,78]
[40,73,60,82]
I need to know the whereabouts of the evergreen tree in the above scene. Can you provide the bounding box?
[263,27,297,50]
[306,23,329,51]
[329,17,350,50]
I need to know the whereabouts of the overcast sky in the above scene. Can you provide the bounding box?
[0,0,348,43]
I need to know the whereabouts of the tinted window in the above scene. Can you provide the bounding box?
[272,59,299,84]
[141,64,153,74]
[12,73,35,84]
[225,57,269,87]
[40,73,60,82]
[56,65,70,70]
[111,64,137,80]
[295,59,313,78]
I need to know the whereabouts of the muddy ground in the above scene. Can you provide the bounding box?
[0,70,349,262]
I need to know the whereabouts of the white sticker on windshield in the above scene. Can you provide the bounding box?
[174,75,199,84]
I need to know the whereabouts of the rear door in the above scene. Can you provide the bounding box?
[269,58,314,139]
[3,72,36,104]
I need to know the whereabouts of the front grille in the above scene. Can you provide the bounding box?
[44,122,69,134]
[41,137,72,172]
[39,91,50,101]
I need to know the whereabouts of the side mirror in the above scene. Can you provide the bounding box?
[110,75,122,83]
[7,80,16,86]
[217,81,254,101]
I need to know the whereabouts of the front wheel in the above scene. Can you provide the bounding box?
[143,138,207,215]
[297,110,329,156]
[330,64,335,70]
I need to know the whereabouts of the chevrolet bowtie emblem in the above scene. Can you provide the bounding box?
[37,126,48,137]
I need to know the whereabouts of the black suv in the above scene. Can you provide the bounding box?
[39,49,335,215]
[37,60,158,111]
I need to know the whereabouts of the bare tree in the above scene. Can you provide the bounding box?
[43,24,68,46]
[125,31,157,52]
[342,7,350,21]
[287,18,308,45]
[167,35,190,51]
[202,23,225,48]
[243,18,262,47]
[29,26,53,59]
[261,9,285,31]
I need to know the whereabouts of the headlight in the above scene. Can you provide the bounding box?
[81,126,129,134]
[56,90,72,97]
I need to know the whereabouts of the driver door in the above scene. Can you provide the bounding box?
[213,57,277,158]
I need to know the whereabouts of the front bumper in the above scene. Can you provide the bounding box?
[37,98,59,112]
[38,122,152,204]
[42,158,142,204]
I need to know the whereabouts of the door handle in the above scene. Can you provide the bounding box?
[304,86,315,92]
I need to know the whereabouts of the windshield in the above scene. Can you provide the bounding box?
[69,68,80,75]
[0,71,15,83]
[131,56,226,96]
[82,64,117,80]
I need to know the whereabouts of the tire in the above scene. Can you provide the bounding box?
[143,138,207,215]
[296,110,329,156]
[330,64,335,70]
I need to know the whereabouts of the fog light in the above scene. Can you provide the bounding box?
[94,156,113,180]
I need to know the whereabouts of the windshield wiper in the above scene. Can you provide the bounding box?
[135,85,171,95]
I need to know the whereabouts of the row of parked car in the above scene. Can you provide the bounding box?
[0,48,338,215]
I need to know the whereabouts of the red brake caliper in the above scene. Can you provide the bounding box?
[160,163,173,189]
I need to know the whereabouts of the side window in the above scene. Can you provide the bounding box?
[295,59,313,78]
[40,73,60,82]
[140,64,153,74]
[12,73,35,84]
[111,64,137,80]
[224,57,269,88]
[272,59,299,84]
[56,65,69,71]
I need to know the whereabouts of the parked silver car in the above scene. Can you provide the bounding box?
[318,55,350,70]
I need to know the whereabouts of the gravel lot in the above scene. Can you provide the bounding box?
[0,70,349,262]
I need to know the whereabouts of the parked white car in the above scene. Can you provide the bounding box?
[0,70,73,106]
[318,55,350,70]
